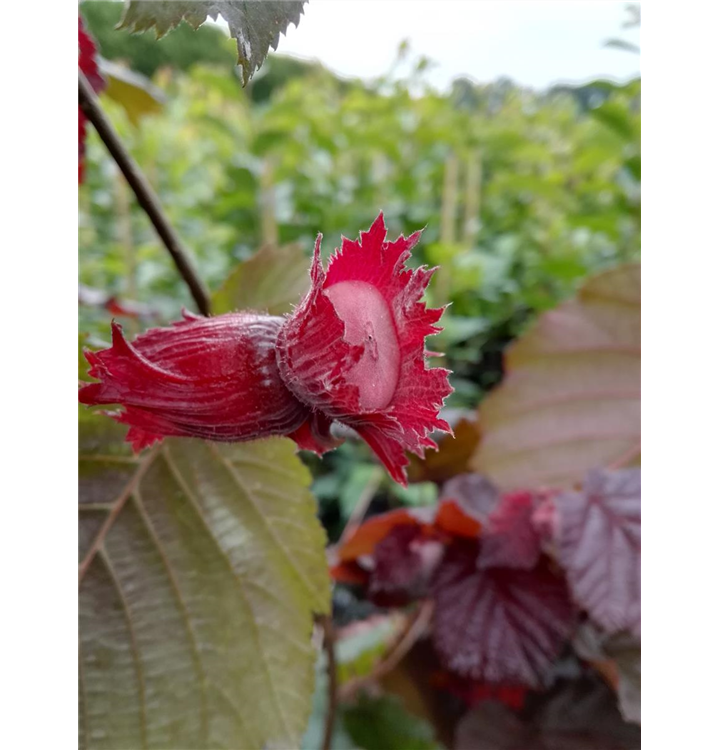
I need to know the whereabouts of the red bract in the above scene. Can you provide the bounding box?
[79,215,452,484]
[276,213,453,484]
[79,16,105,182]
[79,313,311,451]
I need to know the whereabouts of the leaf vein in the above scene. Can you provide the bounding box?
[98,547,148,750]
[160,447,293,743]
[131,489,212,746]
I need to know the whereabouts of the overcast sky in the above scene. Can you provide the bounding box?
[274,0,640,90]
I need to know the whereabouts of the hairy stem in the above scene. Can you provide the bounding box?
[79,70,211,316]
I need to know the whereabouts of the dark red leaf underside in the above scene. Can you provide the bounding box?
[276,213,453,485]
[431,540,575,688]
[479,491,542,570]
[368,525,443,605]
[441,473,501,523]
[553,468,640,636]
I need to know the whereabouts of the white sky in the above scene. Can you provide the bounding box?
[275,0,640,90]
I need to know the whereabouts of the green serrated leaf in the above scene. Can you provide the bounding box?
[119,0,306,86]
[212,242,311,315]
[79,415,330,749]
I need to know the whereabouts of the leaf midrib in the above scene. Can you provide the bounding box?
[131,487,211,746]
[208,442,326,609]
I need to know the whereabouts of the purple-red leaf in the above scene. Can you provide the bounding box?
[479,491,542,570]
[441,472,500,522]
[472,264,640,490]
[337,507,432,563]
[368,525,443,605]
[441,475,542,569]
[431,540,575,687]
[552,468,640,636]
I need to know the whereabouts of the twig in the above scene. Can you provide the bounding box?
[317,614,338,750]
[79,70,211,316]
[339,600,434,702]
